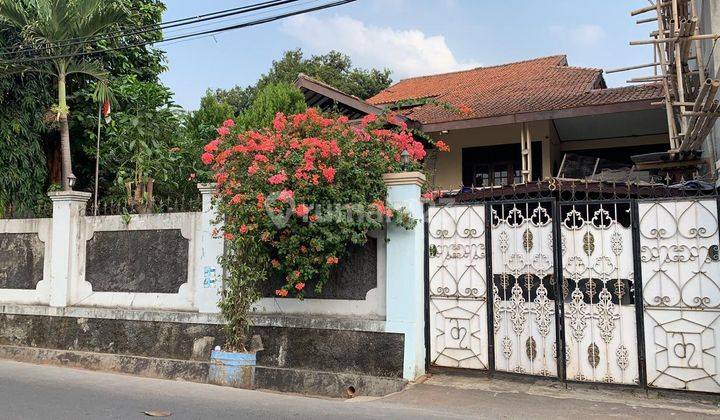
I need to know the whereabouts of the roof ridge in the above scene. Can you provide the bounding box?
[388,54,568,83]
[586,82,663,94]
[296,73,364,101]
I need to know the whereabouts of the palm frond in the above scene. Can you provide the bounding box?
[73,0,126,39]
[0,62,55,77]
[93,80,117,106]
[0,0,30,30]
[65,60,108,82]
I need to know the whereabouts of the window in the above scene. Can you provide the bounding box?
[472,161,518,187]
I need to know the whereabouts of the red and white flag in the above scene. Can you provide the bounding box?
[102,100,111,124]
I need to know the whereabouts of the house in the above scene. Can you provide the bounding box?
[297,55,670,190]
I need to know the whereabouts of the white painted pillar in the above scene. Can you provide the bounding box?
[382,171,426,381]
[48,191,91,307]
[196,183,224,313]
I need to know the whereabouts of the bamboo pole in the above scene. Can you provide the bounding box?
[631,33,720,45]
[690,0,706,80]
[631,1,672,16]
[606,62,660,73]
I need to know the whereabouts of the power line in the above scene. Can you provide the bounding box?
[0,0,300,58]
[0,0,357,66]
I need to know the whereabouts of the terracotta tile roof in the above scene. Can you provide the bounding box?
[367,55,664,125]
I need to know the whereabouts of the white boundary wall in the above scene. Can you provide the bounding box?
[0,217,52,305]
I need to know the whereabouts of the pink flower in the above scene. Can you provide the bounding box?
[322,167,336,183]
[277,189,294,203]
[201,153,214,165]
[273,113,287,131]
[217,126,230,136]
[204,139,220,152]
[268,171,288,185]
[435,140,450,152]
[239,224,249,234]
[361,114,377,125]
[275,289,288,297]
[294,204,310,217]
[223,119,235,127]
[295,282,305,291]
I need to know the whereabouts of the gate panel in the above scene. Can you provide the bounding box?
[639,199,720,393]
[560,202,639,385]
[428,205,488,369]
[491,201,557,376]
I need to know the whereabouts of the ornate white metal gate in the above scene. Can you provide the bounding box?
[490,201,558,377]
[559,202,640,385]
[427,192,720,393]
[428,205,489,369]
[639,198,720,393]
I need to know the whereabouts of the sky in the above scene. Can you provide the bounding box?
[160,0,657,110]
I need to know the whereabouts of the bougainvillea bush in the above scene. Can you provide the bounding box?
[204,108,439,349]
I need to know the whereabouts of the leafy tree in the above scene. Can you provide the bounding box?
[213,49,392,115]
[0,0,126,190]
[71,0,167,192]
[237,82,307,131]
[0,72,53,217]
[91,77,181,207]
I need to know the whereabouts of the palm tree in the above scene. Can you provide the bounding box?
[0,0,124,190]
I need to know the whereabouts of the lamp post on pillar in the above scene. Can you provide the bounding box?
[382,171,427,381]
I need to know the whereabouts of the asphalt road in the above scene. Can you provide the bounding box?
[1,360,719,420]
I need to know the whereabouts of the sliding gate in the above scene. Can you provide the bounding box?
[429,191,719,391]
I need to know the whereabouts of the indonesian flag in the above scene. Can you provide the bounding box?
[102,100,111,124]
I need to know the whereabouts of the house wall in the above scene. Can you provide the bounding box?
[427,121,553,190]
[426,120,665,189]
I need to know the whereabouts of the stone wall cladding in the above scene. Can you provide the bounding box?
[85,229,189,293]
[0,314,404,378]
[0,233,44,290]
[0,314,224,361]
[260,237,378,300]
[250,325,404,378]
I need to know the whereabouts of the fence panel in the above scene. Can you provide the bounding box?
[428,205,489,370]
[559,201,640,385]
[639,198,720,393]
[490,200,558,377]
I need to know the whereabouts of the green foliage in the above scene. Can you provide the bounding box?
[236,83,307,131]
[0,9,53,217]
[177,92,236,186]
[213,49,392,115]
[79,75,184,204]
[71,0,168,192]
[0,0,166,209]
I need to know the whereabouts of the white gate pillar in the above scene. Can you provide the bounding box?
[382,171,427,381]
[196,183,224,313]
[48,191,91,307]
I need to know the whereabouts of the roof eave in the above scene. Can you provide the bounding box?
[295,74,385,117]
[420,99,664,133]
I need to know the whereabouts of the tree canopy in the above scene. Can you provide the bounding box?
[212,49,392,115]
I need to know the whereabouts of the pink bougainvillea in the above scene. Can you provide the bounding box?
[205,109,441,298]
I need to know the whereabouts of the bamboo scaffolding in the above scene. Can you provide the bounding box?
[618,0,720,158]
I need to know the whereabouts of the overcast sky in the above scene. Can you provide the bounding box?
[160,0,657,110]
